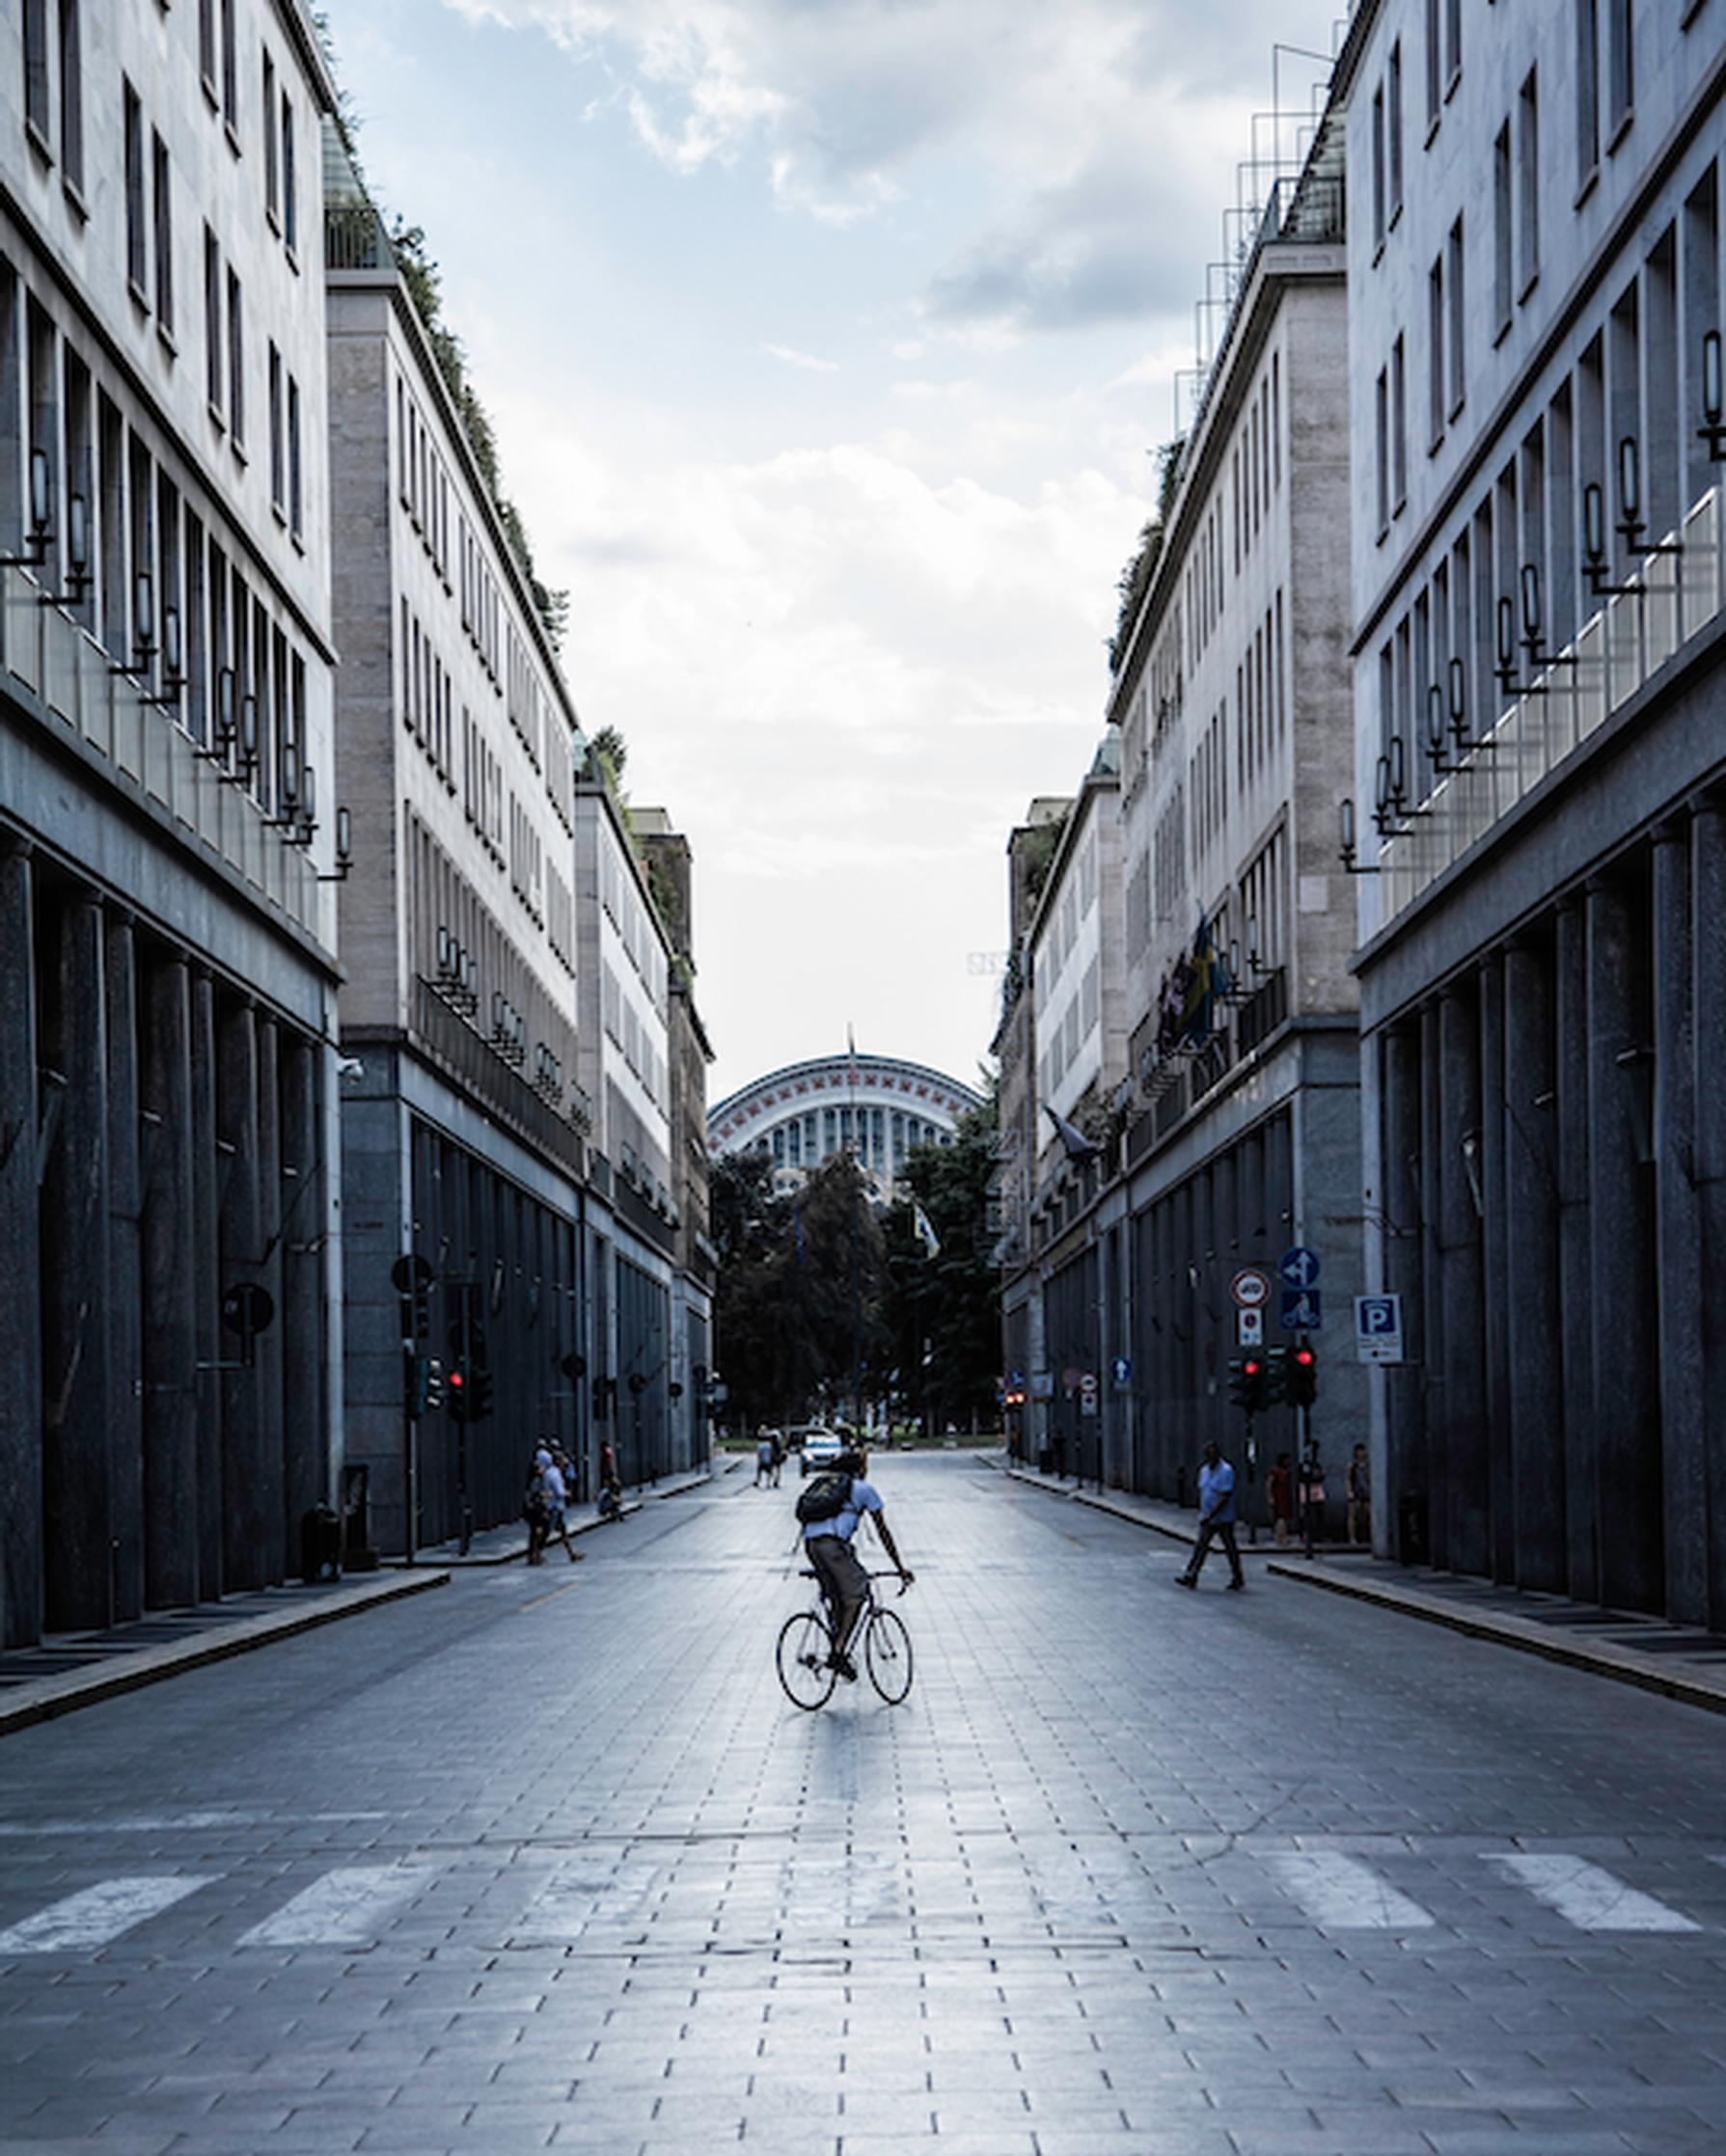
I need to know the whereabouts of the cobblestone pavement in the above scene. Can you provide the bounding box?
[5,1453,1726,2156]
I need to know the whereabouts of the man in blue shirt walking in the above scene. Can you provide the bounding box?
[1177,1441,1246,1591]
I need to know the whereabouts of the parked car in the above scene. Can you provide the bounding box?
[797,1428,843,1477]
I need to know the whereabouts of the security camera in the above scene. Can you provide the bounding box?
[336,1055,366,1080]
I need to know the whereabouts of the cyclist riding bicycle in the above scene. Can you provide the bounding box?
[799,1447,914,1681]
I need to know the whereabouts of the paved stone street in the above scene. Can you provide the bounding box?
[5,1453,1726,2155]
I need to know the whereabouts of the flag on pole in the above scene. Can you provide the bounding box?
[913,1203,942,1259]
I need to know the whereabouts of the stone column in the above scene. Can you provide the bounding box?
[1554,900,1596,1601]
[1587,873,1662,1612]
[0,841,43,1647]
[141,952,199,1609]
[1438,983,1488,1577]
[1382,1023,1425,1562]
[1503,936,1564,1591]
[280,1034,323,1543]
[1478,958,1514,1582]
[103,912,144,1622]
[1418,1002,1446,1568]
[254,1016,286,1583]
[218,1000,264,1591]
[1654,819,1707,1624]
[190,969,223,1597]
[42,892,112,1631]
[1693,798,1726,1628]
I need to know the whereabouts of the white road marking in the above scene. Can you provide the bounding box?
[1266,1851,1435,1929]
[1482,1853,1701,1932]
[0,1875,210,1953]
[510,1858,663,1942]
[237,1864,437,1947]
[0,1812,389,1837]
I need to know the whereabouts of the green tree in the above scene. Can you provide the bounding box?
[711,1150,890,1428]
[883,1093,1002,1431]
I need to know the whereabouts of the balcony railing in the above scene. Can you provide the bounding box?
[2,560,327,944]
[415,977,591,1179]
[325,204,393,274]
[1378,486,1724,920]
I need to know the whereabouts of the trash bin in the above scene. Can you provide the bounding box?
[1397,1489,1429,1567]
[1038,1447,1053,1475]
[300,1504,342,1584]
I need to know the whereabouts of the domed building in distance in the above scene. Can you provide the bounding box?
[708,1051,984,1200]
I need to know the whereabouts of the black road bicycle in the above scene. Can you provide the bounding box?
[776,1569,914,1709]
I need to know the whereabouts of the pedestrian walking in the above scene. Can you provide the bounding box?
[1177,1441,1246,1591]
[524,1446,553,1566]
[755,1433,775,1487]
[1298,1442,1326,1558]
[597,1438,621,1523]
[1268,1451,1294,1548]
[770,1432,784,1488]
[537,1444,584,1565]
[1346,1443,1370,1546]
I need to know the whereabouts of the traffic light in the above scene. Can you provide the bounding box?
[467,1366,494,1423]
[406,1352,446,1419]
[1263,1346,1290,1407]
[425,1356,445,1412]
[448,1363,470,1422]
[1288,1340,1318,1407]
[1227,1354,1266,1412]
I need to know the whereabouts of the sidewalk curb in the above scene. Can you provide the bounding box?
[415,1463,721,1569]
[1268,1558,1726,1719]
[0,1570,451,1739]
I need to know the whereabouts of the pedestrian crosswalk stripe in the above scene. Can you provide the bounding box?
[1265,1852,1435,1929]
[236,1864,436,1948]
[1481,1853,1701,1932]
[510,1857,664,1942]
[0,1875,210,1954]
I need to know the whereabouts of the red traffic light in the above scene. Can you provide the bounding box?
[1243,1357,1262,1377]
[1293,1347,1315,1369]
[449,1369,464,1388]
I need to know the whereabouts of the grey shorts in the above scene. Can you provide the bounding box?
[807,1534,868,1612]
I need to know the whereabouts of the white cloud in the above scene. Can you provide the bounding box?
[762,343,839,372]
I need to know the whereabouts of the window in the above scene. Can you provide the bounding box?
[57,0,82,195]
[1428,254,1446,448]
[151,132,173,335]
[204,227,222,416]
[1376,368,1389,534]
[1391,334,1408,511]
[198,0,216,95]
[219,0,237,135]
[281,96,297,255]
[22,0,50,147]
[288,375,301,539]
[267,342,283,511]
[1606,0,1632,139]
[1372,85,1386,250]
[1493,120,1513,335]
[123,82,147,298]
[262,51,278,223]
[1444,0,1462,87]
[1424,0,1440,126]
[1576,0,1600,182]
[1447,217,1466,416]
[1387,42,1404,219]
[1518,71,1540,297]
[226,267,244,447]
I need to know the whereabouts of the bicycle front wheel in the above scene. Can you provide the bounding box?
[863,1605,914,1705]
[777,1610,836,1710]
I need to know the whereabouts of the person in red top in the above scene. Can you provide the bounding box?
[1268,1452,1294,1547]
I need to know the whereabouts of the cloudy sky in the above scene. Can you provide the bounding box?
[327,0,1338,1103]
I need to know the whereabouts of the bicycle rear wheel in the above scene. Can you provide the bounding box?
[777,1610,836,1710]
[863,1605,914,1704]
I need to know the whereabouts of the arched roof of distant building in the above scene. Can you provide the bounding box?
[708,1052,983,1189]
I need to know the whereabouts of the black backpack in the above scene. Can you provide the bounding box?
[795,1471,853,1526]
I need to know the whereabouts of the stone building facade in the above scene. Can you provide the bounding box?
[1339,0,1726,1615]
[324,148,593,1557]
[0,0,344,1644]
